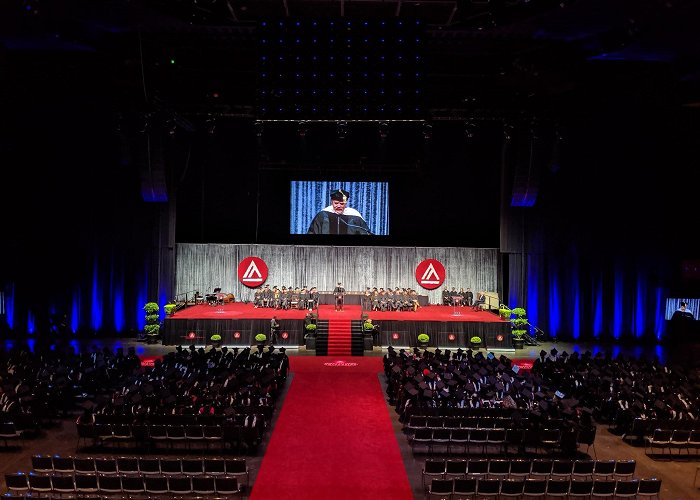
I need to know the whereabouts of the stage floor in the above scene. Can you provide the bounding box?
[171,303,507,323]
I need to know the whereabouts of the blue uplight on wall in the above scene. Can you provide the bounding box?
[593,276,603,338]
[634,276,645,338]
[91,258,103,333]
[27,310,35,334]
[548,268,560,339]
[71,287,80,334]
[613,266,623,339]
[654,287,665,341]
[526,255,538,331]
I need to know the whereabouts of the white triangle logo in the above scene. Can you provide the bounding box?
[420,263,441,284]
[242,261,264,283]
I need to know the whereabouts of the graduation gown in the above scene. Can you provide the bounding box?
[307,207,370,235]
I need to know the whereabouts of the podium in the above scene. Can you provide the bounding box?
[452,296,462,316]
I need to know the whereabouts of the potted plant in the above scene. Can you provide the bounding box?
[164,303,177,316]
[305,323,317,337]
[498,305,512,321]
[363,320,375,332]
[255,333,267,345]
[470,336,482,348]
[511,307,528,349]
[417,333,430,347]
[210,334,222,347]
[143,302,160,343]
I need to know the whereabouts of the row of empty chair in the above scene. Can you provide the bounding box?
[406,415,568,432]
[424,477,662,500]
[4,472,243,499]
[421,457,636,490]
[620,416,700,444]
[0,422,24,448]
[29,455,249,487]
[644,427,700,456]
[77,420,264,453]
[409,426,580,456]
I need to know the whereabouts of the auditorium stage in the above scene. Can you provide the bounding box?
[162,303,513,349]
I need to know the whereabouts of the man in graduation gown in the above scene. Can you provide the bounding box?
[307,188,371,235]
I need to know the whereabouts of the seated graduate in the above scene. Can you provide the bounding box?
[306,188,371,235]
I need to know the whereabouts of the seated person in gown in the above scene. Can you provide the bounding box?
[307,189,371,235]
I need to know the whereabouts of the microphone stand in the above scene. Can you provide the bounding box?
[338,216,374,235]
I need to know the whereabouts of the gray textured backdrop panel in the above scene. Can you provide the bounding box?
[176,244,498,304]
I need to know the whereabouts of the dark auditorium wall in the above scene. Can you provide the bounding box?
[2,88,699,341]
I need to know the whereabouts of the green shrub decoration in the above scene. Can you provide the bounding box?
[143,302,160,314]
[417,333,429,343]
[470,336,482,345]
[498,306,511,319]
[144,324,160,336]
[363,321,374,331]
[255,333,267,342]
[511,307,527,318]
[143,302,161,340]
[305,323,317,331]
[210,334,222,342]
[164,304,177,315]
[145,314,160,324]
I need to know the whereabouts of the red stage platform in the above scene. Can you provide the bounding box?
[163,303,512,349]
[171,303,505,323]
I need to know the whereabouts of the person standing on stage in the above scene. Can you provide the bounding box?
[309,287,319,311]
[362,287,372,311]
[270,316,280,345]
[465,287,474,307]
[334,282,346,311]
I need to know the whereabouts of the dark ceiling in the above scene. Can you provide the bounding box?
[2,0,699,125]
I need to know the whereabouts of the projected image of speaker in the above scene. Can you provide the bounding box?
[290,180,389,236]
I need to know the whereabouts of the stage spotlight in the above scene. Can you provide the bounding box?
[378,121,389,140]
[205,116,216,135]
[254,120,264,138]
[336,120,348,139]
[465,121,476,138]
[422,121,433,140]
[166,119,176,136]
[503,123,514,141]
[297,120,308,138]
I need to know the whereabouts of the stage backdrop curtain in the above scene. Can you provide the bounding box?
[290,181,389,235]
[175,244,498,305]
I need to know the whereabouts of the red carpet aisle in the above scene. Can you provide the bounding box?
[250,357,413,500]
[326,319,352,356]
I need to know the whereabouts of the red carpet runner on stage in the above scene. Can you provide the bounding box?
[326,319,352,356]
[250,357,413,500]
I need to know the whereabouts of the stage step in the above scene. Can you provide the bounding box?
[315,319,364,356]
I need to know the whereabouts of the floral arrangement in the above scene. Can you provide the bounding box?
[417,333,430,343]
[363,321,374,331]
[164,304,177,315]
[305,323,317,331]
[470,336,482,345]
[210,334,222,342]
[255,333,267,342]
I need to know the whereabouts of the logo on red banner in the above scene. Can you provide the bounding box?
[323,361,359,367]
[415,259,446,290]
[238,256,269,287]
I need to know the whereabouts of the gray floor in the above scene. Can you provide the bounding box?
[2,338,699,499]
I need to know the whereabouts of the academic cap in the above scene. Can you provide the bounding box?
[330,189,350,201]
[423,389,434,398]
